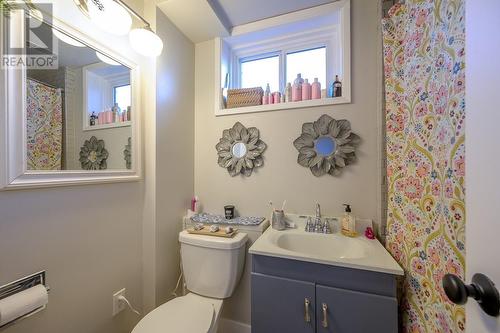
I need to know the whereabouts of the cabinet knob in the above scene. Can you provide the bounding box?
[304,298,311,323]
[442,273,500,317]
[322,303,328,328]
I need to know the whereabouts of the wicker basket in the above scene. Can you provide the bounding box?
[226,87,264,109]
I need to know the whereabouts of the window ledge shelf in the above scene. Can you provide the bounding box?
[215,97,350,117]
[83,121,132,131]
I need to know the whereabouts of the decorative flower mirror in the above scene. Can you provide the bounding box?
[216,122,267,177]
[79,136,109,170]
[124,137,132,170]
[293,114,360,177]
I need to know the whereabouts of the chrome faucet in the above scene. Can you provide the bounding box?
[315,203,321,219]
[304,204,331,233]
[313,203,322,232]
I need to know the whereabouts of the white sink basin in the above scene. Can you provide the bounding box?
[275,233,366,259]
[249,214,404,275]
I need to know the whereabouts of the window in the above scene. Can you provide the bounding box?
[240,55,280,92]
[239,47,327,92]
[238,46,327,93]
[286,47,326,88]
[217,0,350,115]
[113,84,131,113]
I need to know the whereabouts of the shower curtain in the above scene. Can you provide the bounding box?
[26,79,63,170]
[383,1,465,332]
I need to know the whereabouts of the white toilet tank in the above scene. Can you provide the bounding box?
[179,230,247,299]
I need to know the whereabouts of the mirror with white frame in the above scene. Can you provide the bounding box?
[0,10,141,189]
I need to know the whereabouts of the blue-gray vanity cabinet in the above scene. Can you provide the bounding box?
[251,273,316,333]
[315,284,398,333]
[251,254,399,333]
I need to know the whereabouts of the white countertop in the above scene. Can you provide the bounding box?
[249,214,404,276]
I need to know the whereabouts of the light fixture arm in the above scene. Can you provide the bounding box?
[72,0,163,56]
[74,0,152,29]
[113,0,151,28]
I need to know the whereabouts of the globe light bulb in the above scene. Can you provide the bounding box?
[87,0,132,36]
[129,27,163,57]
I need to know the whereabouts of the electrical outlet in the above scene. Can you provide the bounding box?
[112,288,126,316]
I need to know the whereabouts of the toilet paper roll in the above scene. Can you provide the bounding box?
[0,284,48,326]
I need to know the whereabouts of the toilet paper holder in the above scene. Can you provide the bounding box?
[0,271,50,329]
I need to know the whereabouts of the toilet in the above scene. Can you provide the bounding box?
[132,230,248,333]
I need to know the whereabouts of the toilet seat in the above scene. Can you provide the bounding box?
[131,293,223,333]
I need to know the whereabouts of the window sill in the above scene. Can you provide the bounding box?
[83,121,132,131]
[215,97,350,117]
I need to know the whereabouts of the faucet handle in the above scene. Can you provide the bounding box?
[305,217,312,232]
[314,217,322,233]
[322,219,331,234]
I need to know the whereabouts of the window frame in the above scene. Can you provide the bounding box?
[232,37,334,94]
[113,83,131,108]
[238,51,281,91]
[214,0,351,116]
[284,45,329,92]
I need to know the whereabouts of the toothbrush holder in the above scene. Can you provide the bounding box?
[272,210,286,231]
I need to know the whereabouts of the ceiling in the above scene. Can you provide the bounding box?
[157,0,336,43]
[157,0,230,44]
[210,0,335,27]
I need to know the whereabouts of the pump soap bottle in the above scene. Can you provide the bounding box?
[341,204,357,237]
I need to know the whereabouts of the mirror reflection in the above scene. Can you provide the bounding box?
[26,20,132,171]
[315,136,336,156]
[232,142,247,159]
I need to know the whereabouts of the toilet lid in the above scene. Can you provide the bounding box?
[132,295,215,333]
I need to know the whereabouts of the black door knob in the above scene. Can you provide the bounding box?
[443,273,500,317]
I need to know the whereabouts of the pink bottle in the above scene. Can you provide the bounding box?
[312,78,321,99]
[292,74,304,102]
[302,79,312,100]
[106,109,113,124]
[292,84,302,102]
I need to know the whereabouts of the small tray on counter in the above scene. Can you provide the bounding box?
[186,227,238,238]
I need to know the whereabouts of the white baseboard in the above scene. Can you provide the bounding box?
[218,318,251,333]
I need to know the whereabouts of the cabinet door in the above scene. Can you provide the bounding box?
[251,273,315,333]
[316,285,398,333]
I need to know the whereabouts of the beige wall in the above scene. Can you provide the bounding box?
[154,9,195,306]
[0,185,143,333]
[194,0,383,324]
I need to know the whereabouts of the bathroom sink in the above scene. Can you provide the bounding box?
[249,214,404,275]
[275,233,366,259]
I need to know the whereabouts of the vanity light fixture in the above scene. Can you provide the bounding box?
[129,26,163,57]
[74,0,163,57]
[27,6,85,49]
[87,0,132,36]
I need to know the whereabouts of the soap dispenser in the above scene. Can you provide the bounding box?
[341,204,357,237]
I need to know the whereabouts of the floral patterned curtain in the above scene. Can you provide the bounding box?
[383,1,465,332]
[26,79,63,170]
